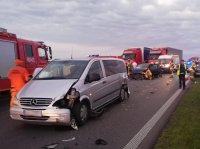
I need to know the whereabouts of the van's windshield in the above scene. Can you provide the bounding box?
[149,54,160,60]
[158,59,170,64]
[35,60,89,80]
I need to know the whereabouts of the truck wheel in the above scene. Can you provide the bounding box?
[72,101,89,126]
[119,86,129,102]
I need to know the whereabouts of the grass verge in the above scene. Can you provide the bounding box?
[154,78,200,149]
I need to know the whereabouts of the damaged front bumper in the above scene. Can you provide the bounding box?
[10,106,71,125]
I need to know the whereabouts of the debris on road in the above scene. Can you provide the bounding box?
[149,91,155,94]
[62,137,76,142]
[42,143,58,149]
[70,118,78,130]
[166,81,170,85]
[95,139,108,145]
[169,74,174,78]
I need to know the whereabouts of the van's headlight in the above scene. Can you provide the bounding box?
[53,89,80,108]
[65,88,80,108]
[12,96,20,106]
[66,88,80,101]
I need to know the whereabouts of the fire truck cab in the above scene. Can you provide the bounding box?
[0,28,52,92]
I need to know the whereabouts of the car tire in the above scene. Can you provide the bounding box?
[72,101,89,126]
[119,85,129,102]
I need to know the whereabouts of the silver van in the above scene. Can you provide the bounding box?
[10,58,129,126]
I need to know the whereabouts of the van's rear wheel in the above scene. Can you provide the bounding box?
[119,86,129,102]
[72,101,89,126]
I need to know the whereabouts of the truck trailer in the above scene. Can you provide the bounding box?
[0,28,52,92]
[148,47,183,63]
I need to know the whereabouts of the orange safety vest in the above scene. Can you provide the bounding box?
[7,66,29,91]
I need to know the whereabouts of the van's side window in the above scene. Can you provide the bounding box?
[25,45,33,57]
[103,60,126,76]
[85,61,103,83]
[89,61,103,77]
[115,61,127,73]
[103,60,116,76]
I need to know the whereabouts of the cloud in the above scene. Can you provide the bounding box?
[0,0,199,59]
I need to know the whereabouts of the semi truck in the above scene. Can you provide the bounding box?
[122,47,150,64]
[148,47,182,63]
[0,28,52,92]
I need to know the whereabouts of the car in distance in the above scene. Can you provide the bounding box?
[10,58,129,126]
[195,64,200,76]
[133,63,162,80]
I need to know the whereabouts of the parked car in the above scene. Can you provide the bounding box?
[133,63,162,80]
[10,58,130,126]
[195,64,200,77]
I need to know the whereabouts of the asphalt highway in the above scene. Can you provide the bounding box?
[0,74,184,149]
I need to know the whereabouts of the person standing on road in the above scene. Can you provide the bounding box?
[132,61,137,70]
[7,59,29,107]
[188,65,196,82]
[127,59,133,79]
[177,60,187,90]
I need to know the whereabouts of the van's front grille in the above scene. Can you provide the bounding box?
[20,115,49,121]
[20,98,53,107]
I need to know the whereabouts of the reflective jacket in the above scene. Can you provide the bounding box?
[177,64,186,75]
[7,66,29,91]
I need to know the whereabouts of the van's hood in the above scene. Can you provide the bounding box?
[17,79,78,99]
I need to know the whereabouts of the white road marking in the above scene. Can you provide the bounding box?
[124,81,189,149]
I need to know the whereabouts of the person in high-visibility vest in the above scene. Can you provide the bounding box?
[177,60,187,90]
[7,59,29,107]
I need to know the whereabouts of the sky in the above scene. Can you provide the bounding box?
[0,0,200,59]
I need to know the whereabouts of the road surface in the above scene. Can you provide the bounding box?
[0,74,185,149]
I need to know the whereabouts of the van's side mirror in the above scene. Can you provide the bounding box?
[32,67,43,78]
[85,73,101,83]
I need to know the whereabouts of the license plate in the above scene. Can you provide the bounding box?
[24,110,42,117]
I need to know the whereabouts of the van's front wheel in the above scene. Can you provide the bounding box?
[119,85,129,102]
[72,102,89,126]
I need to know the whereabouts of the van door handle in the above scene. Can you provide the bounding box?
[102,81,106,84]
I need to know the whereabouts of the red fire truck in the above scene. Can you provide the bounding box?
[0,28,52,92]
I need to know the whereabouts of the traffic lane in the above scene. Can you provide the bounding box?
[0,91,10,122]
[119,74,179,148]
[0,74,179,149]
[137,84,190,149]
